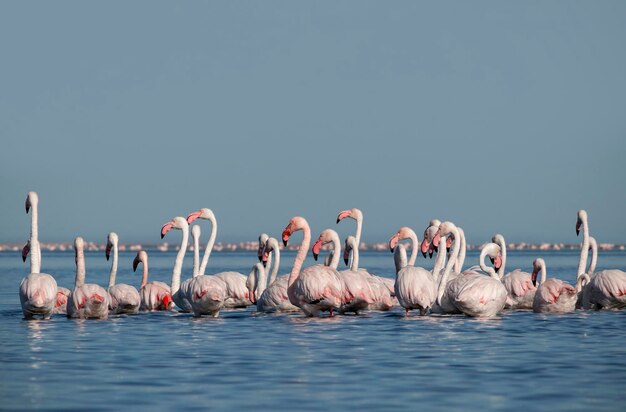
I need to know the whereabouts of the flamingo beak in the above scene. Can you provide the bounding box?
[312,239,323,261]
[343,251,350,266]
[336,210,351,224]
[282,227,291,247]
[531,270,538,286]
[432,233,442,248]
[105,243,112,261]
[25,201,30,214]
[388,234,399,253]
[163,294,172,310]
[576,221,581,236]
[420,238,430,258]
[493,255,502,270]
[161,222,174,239]
[133,256,140,272]
[22,243,29,262]
[187,210,203,224]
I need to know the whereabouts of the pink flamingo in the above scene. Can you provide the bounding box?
[433,222,507,317]
[251,236,300,312]
[344,235,395,311]
[105,232,140,314]
[532,258,577,313]
[19,192,57,320]
[491,234,537,310]
[389,227,436,315]
[576,210,626,310]
[132,251,173,311]
[67,237,110,319]
[282,216,343,317]
[312,229,373,314]
[187,209,252,308]
[162,216,227,317]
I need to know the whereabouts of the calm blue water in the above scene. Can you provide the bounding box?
[2,250,625,411]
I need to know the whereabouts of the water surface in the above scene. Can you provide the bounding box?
[2,250,625,411]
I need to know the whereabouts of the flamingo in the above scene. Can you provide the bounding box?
[105,232,140,314]
[187,208,251,308]
[67,237,110,319]
[253,237,300,312]
[19,192,57,320]
[282,216,343,317]
[420,220,449,280]
[344,235,395,311]
[576,236,598,310]
[160,216,194,312]
[132,250,173,311]
[312,229,373,314]
[491,234,537,310]
[433,222,507,317]
[532,258,577,313]
[336,207,363,268]
[162,216,227,317]
[388,227,436,315]
[576,210,626,310]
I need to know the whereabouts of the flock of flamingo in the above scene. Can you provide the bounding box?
[18,191,626,320]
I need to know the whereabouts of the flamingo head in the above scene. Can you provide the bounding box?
[389,227,413,252]
[74,237,85,266]
[187,208,215,225]
[25,191,38,214]
[22,241,30,262]
[161,216,188,239]
[257,233,269,262]
[493,255,503,271]
[105,232,118,261]
[133,251,146,272]
[261,238,276,267]
[434,221,457,248]
[576,210,587,236]
[531,258,545,286]
[311,238,323,261]
[336,208,362,224]
[421,224,439,258]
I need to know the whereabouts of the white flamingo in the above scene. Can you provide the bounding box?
[344,235,395,311]
[388,227,436,315]
[132,250,173,311]
[282,217,343,317]
[491,234,537,310]
[105,232,140,314]
[187,208,252,308]
[162,216,227,317]
[312,229,373,314]
[433,222,507,317]
[19,192,57,320]
[576,236,598,309]
[336,207,364,268]
[67,237,110,319]
[253,237,300,312]
[532,258,577,313]
[576,210,626,310]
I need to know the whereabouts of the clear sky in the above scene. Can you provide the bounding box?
[1,1,625,245]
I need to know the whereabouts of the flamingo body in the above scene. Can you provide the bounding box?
[257,275,300,313]
[140,281,173,311]
[288,264,343,317]
[67,284,110,319]
[502,270,537,309]
[188,275,228,317]
[19,273,57,319]
[395,266,436,315]
[584,270,626,310]
[54,286,71,314]
[215,272,252,308]
[533,279,577,313]
[448,273,507,317]
[108,284,141,314]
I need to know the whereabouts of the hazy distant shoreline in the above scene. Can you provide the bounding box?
[2,242,624,253]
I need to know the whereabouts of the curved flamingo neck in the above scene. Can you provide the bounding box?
[577,215,590,278]
[75,244,86,288]
[479,245,499,279]
[328,231,341,270]
[433,235,447,279]
[108,240,119,288]
[141,258,149,289]
[538,260,547,286]
[256,264,268,297]
[347,237,359,270]
[492,235,507,278]
[199,216,217,276]
[454,228,466,273]
[268,240,280,285]
[394,244,407,275]
[192,227,200,277]
[588,237,597,274]
[437,227,460,305]
[407,231,418,266]
[289,221,311,288]
[171,225,189,296]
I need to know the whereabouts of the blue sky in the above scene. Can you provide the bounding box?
[1,1,625,244]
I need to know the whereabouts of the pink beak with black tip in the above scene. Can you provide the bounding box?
[161,222,174,239]
[187,210,203,225]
